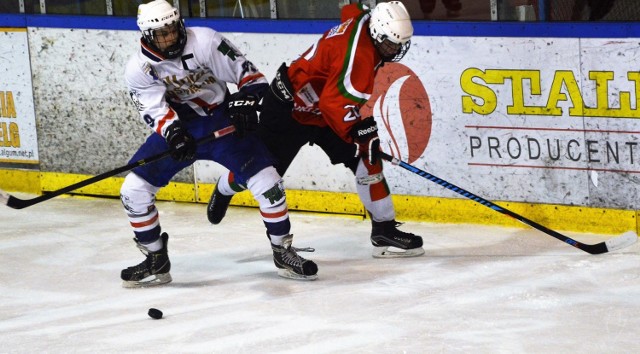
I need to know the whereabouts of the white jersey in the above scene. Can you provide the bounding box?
[125,27,267,138]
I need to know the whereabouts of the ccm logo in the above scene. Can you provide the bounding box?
[229,100,256,107]
[356,126,377,136]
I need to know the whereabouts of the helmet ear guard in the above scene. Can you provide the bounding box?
[369,1,413,62]
[137,0,187,59]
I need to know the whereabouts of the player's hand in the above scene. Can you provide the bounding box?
[350,117,380,165]
[165,121,196,161]
[227,91,260,138]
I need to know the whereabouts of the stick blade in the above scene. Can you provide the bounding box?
[0,189,30,209]
[605,231,638,252]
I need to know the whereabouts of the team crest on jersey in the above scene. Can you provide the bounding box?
[326,18,352,39]
[163,68,217,96]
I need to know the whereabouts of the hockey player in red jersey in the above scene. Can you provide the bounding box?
[209,2,425,258]
[119,0,317,287]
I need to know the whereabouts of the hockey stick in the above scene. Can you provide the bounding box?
[0,126,236,210]
[378,151,637,254]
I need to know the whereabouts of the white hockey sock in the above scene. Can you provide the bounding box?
[217,170,246,196]
[142,238,163,252]
[269,234,287,246]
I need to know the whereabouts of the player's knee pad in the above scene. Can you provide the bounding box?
[247,166,286,209]
[120,173,162,239]
[247,167,290,233]
[357,173,384,185]
[355,159,390,202]
[120,173,160,215]
[355,159,384,185]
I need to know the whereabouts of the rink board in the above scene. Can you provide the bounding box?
[2,18,640,235]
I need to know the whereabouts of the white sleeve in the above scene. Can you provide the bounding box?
[195,28,268,91]
[125,57,178,138]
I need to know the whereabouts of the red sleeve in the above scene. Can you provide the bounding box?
[318,31,377,142]
[341,3,367,22]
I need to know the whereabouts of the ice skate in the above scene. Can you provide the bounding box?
[371,220,425,258]
[121,232,172,288]
[207,182,233,224]
[271,234,318,280]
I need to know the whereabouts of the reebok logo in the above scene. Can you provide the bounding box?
[357,126,378,136]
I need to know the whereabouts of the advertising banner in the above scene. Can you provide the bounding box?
[0,28,39,168]
[357,36,640,209]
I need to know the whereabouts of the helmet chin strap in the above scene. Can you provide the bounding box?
[163,42,185,59]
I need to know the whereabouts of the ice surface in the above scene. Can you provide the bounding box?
[1,195,639,353]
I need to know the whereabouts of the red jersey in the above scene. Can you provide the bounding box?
[287,4,381,142]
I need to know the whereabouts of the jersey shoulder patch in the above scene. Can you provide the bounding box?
[326,18,353,39]
[142,62,159,80]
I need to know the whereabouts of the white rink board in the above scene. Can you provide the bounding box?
[21,27,640,209]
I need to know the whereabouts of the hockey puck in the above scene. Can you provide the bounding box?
[148,308,163,319]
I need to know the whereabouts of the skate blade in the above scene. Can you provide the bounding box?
[277,268,318,281]
[372,246,425,259]
[122,273,172,288]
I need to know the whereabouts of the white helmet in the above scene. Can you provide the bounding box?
[137,0,187,59]
[369,1,413,62]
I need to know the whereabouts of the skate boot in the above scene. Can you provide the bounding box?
[207,183,233,224]
[121,232,172,288]
[271,234,318,280]
[371,220,425,258]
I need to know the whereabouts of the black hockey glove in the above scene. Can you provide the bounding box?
[227,91,260,138]
[165,121,197,161]
[350,117,380,165]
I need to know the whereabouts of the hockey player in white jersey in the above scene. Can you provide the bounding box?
[119,0,317,287]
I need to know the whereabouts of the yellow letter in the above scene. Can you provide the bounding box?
[628,72,640,117]
[461,68,498,115]
[0,91,5,118]
[503,70,544,115]
[5,91,16,118]
[584,71,614,117]
[9,122,20,148]
[546,71,584,116]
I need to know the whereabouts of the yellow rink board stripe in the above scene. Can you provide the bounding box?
[0,169,636,235]
[1,28,27,32]
[0,169,40,194]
